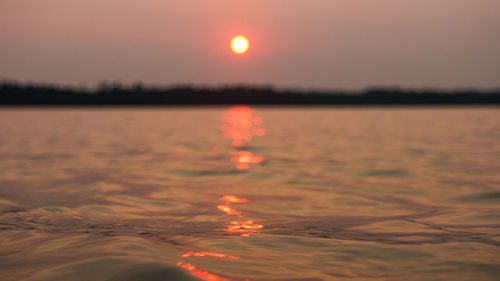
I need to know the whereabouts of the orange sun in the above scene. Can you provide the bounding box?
[231,36,249,54]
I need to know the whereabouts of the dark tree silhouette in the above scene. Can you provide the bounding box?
[1,81,499,106]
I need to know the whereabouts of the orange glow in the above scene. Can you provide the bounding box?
[177,200,259,280]
[177,261,230,281]
[236,163,250,170]
[217,193,264,237]
[232,139,243,147]
[177,251,240,280]
[217,204,243,217]
[253,128,266,137]
[178,196,263,280]
[230,151,263,164]
[221,106,254,144]
[220,195,248,203]
[221,106,266,146]
[182,251,240,259]
[225,220,263,236]
[221,106,265,170]
[231,36,249,54]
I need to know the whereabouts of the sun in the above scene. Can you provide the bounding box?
[231,36,249,54]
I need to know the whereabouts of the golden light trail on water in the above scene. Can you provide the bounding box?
[177,194,261,280]
[220,106,266,170]
[218,195,263,237]
[177,108,265,280]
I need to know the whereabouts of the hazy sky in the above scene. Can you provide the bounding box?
[1,0,499,89]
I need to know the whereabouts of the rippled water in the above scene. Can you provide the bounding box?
[0,107,499,281]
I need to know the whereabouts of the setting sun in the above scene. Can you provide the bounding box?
[231,36,249,54]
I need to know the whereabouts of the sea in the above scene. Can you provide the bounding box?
[0,107,499,281]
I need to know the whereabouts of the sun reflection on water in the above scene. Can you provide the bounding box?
[177,261,230,281]
[217,204,243,217]
[225,220,263,236]
[181,251,240,259]
[220,195,249,203]
[177,107,266,280]
[178,194,263,280]
[221,106,265,170]
[230,150,263,170]
[218,195,263,237]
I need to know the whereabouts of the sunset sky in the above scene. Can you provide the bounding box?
[1,0,499,89]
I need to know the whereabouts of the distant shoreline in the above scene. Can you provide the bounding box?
[1,82,499,106]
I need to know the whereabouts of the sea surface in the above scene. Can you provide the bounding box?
[0,107,499,281]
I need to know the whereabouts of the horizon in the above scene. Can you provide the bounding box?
[2,80,500,94]
[3,80,500,106]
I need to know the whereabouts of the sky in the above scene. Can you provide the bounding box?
[1,0,499,90]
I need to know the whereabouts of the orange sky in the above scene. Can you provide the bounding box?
[1,0,499,89]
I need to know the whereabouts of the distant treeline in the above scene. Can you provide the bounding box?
[1,81,499,106]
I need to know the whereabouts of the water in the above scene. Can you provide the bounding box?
[0,107,499,281]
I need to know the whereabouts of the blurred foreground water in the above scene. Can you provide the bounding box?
[0,107,499,281]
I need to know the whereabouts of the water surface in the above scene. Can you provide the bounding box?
[0,107,499,281]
